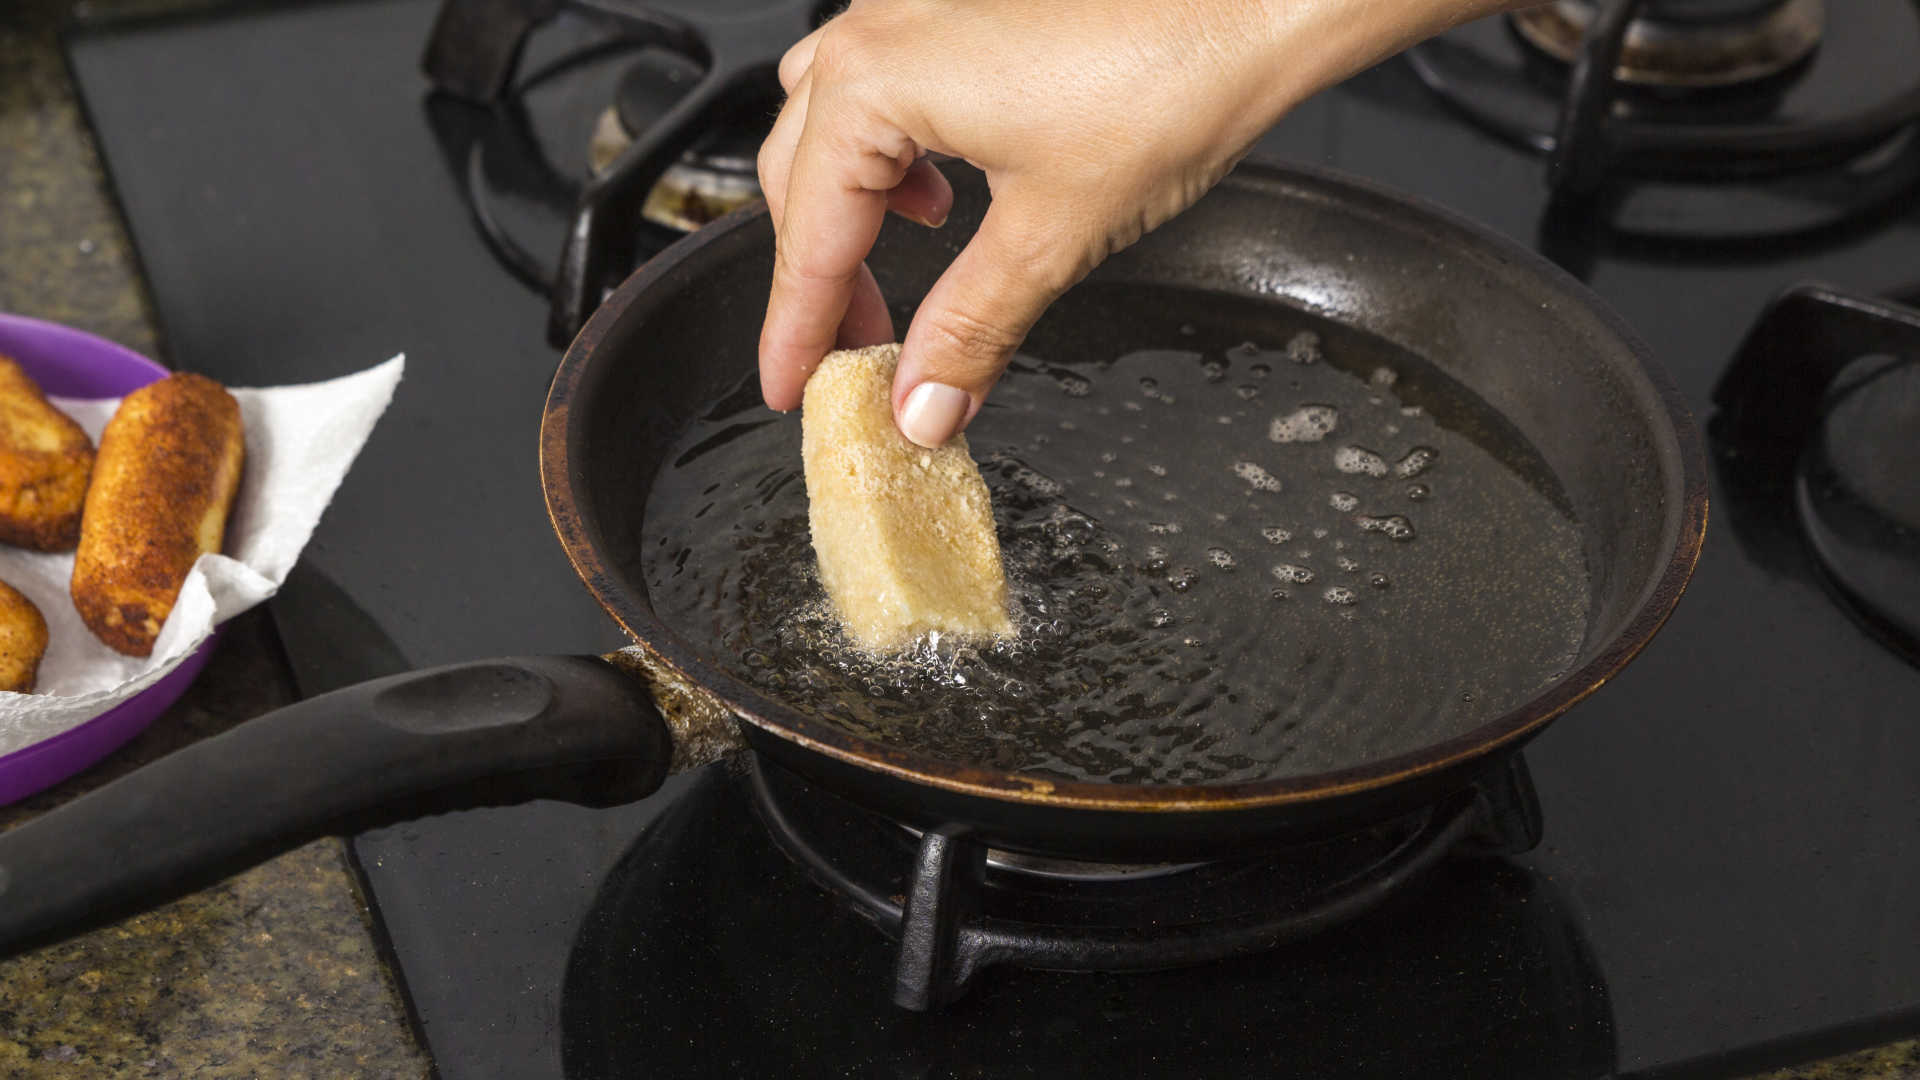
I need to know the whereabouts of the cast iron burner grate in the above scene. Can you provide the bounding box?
[746,753,1544,1010]
[1713,283,1920,666]
[422,0,819,344]
[1405,0,1920,236]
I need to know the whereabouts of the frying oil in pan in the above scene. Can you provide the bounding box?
[644,290,1589,784]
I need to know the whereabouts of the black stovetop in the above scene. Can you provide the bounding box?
[66,1,1920,1077]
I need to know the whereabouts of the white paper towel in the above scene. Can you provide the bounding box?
[0,355,405,755]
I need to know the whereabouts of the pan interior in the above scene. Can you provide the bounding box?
[641,282,1592,785]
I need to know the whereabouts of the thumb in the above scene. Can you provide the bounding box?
[891,197,1093,448]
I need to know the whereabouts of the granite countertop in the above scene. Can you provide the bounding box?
[0,1,1912,1077]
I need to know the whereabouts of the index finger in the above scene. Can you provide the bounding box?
[757,104,907,412]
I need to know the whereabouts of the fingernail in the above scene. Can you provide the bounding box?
[898,382,970,448]
[904,209,948,229]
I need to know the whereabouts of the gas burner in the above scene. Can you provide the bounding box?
[1405,0,1920,219]
[1713,283,1920,666]
[588,50,766,231]
[1510,0,1823,89]
[423,0,818,344]
[748,754,1542,1010]
[561,763,1612,1075]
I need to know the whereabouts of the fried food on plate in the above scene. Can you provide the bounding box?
[0,354,96,551]
[72,372,244,657]
[0,579,49,693]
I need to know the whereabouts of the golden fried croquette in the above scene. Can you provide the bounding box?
[71,373,244,657]
[0,579,49,692]
[0,355,96,551]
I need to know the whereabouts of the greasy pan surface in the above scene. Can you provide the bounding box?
[542,160,1707,859]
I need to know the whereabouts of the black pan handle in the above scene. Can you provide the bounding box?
[0,655,671,956]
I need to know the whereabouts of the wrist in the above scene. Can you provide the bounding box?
[1239,0,1518,125]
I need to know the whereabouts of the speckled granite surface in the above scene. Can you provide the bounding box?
[0,612,427,1079]
[1,1,1915,1077]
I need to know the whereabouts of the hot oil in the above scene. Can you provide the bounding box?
[643,286,1590,785]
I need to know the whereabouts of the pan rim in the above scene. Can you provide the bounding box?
[541,157,1709,814]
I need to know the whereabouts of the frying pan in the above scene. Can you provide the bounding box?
[0,160,1706,954]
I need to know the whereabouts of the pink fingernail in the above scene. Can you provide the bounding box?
[898,382,970,448]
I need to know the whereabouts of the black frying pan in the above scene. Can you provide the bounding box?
[0,160,1705,954]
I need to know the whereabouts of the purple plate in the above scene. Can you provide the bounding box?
[0,313,221,806]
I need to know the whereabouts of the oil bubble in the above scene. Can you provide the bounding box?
[1055,372,1091,396]
[1231,461,1282,492]
[1357,514,1417,541]
[1323,585,1358,605]
[1004,463,1062,494]
[1207,547,1237,570]
[1369,572,1391,589]
[1147,609,1175,628]
[1336,556,1360,572]
[1268,405,1339,444]
[1261,526,1292,545]
[1286,331,1322,365]
[1370,366,1399,388]
[1270,588,1290,600]
[1146,521,1182,534]
[1407,483,1431,501]
[1333,445,1389,477]
[1147,463,1167,476]
[1167,567,1199,592]
[1234,384,1261,400]
[1272,563,1315,584]
[1249,362,1272,379]
[1329,492,1359,512]
[1395,446,1438,478]
[1229,341,1262,359]
[1200,359,1225,381]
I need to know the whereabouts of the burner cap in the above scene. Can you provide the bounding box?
[594,49,771,230]
[1511,0,1824,88]
[1796,357,1920,662]
[613,50,766,174]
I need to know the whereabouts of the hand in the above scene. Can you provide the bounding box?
[758,0,1510,447]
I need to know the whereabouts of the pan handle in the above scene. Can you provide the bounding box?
[0,655,671,957]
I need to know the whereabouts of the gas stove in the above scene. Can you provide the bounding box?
[1407,0,1920,233]
[62,0,1919,1076]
